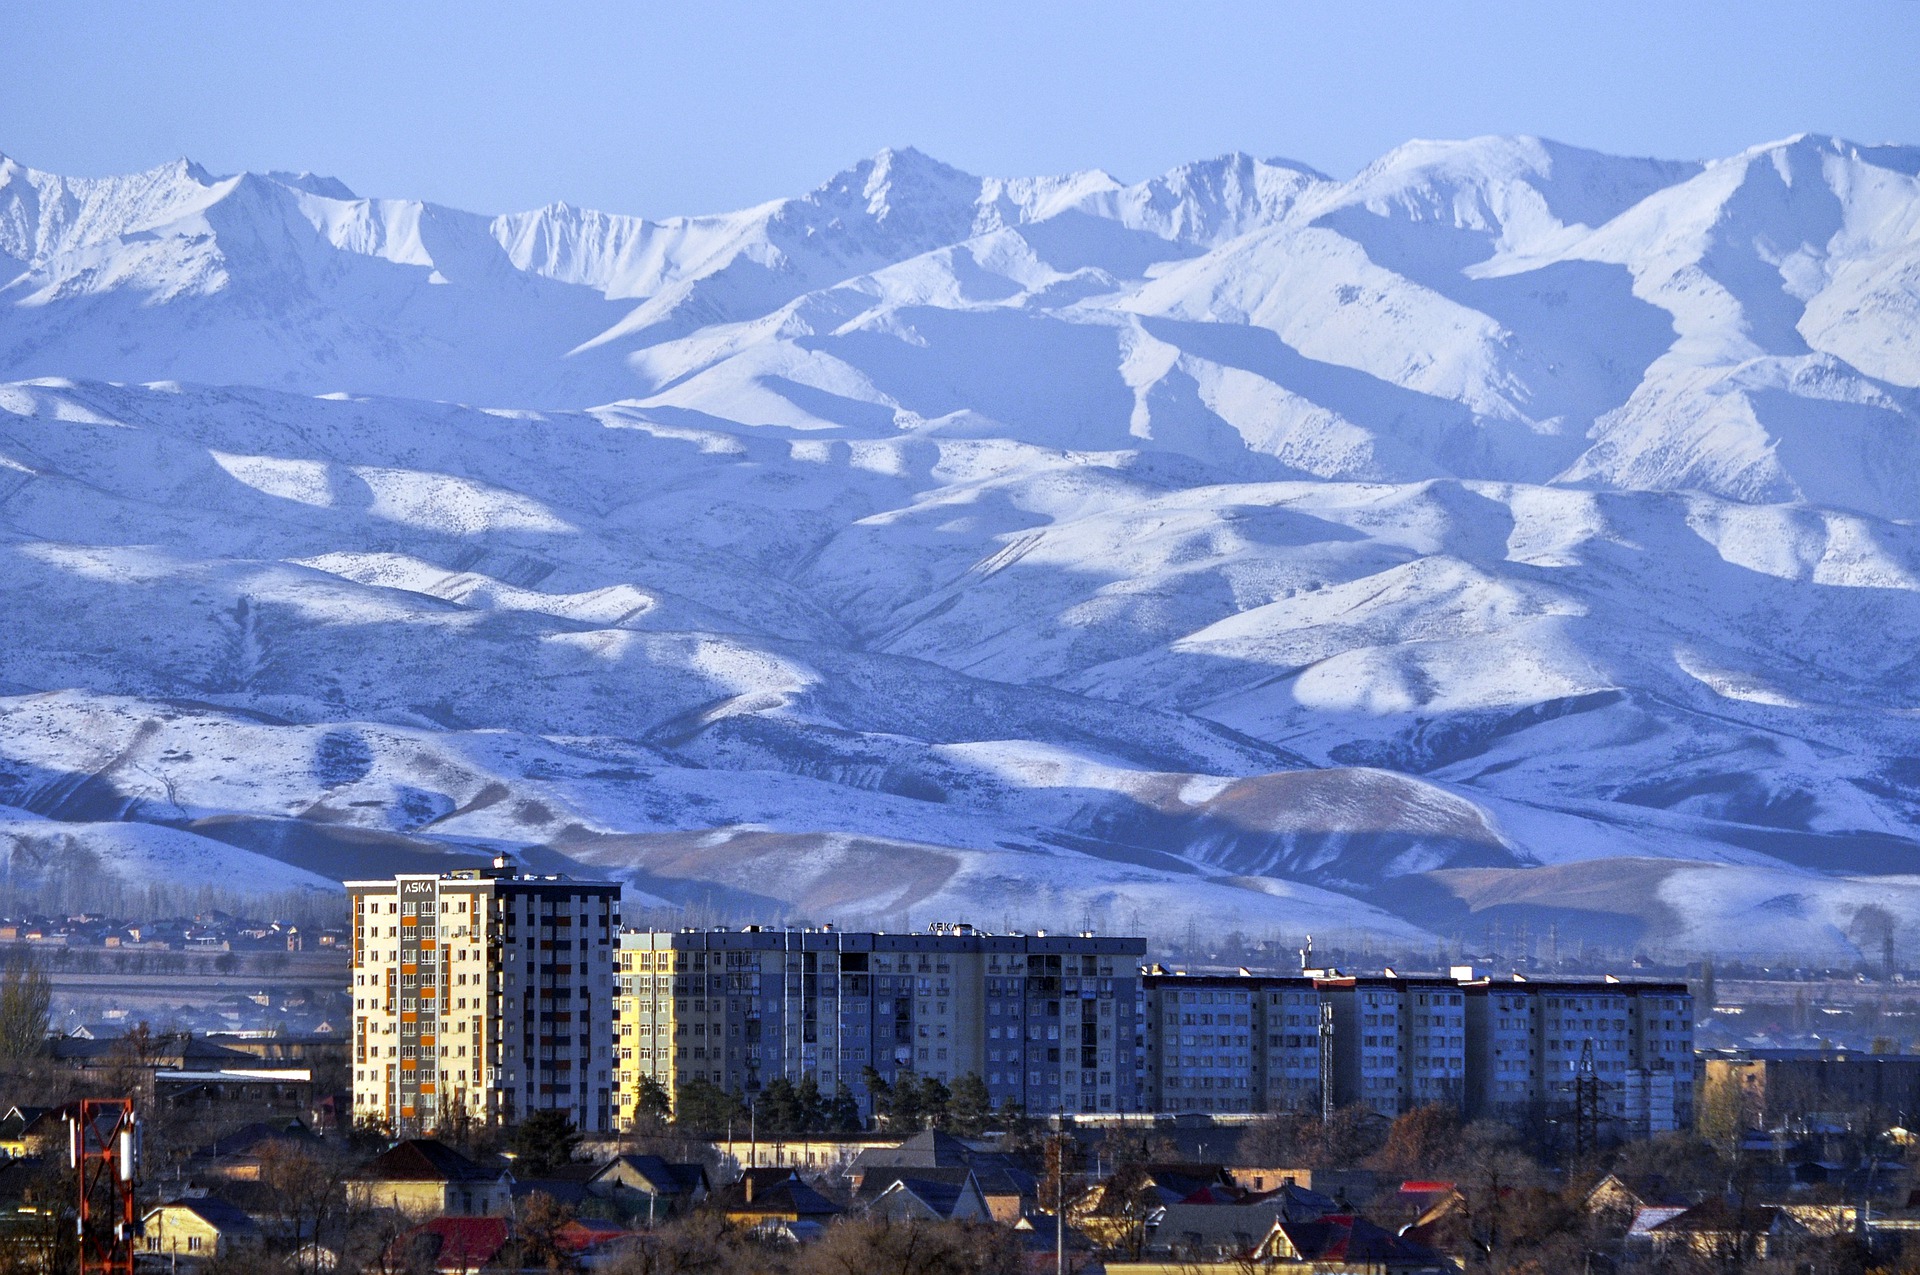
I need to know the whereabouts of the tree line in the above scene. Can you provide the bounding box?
[645,1068,1018,1138]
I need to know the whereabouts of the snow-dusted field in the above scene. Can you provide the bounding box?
[2,135,1918,958]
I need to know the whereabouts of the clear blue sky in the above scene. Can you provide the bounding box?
[6,1,1918,218]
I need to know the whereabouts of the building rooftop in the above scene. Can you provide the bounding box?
[850,1129,976,1170]
[388,1216,510,1270]
[148,1197,262,1236]
[592,1154,708,1197]
[344,857,619,889]
[350,1139,505,1184]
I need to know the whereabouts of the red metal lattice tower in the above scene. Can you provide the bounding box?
[70,1098,137,1275]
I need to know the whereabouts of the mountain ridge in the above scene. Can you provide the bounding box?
[3,135,1920,960]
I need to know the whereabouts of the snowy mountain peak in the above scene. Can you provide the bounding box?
[1109,151,1329,245]
[800,145,983,233]
[264,170,357,200]
[1329,134,1701,245]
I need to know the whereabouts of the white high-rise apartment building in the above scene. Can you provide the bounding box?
[349,860,620,1135]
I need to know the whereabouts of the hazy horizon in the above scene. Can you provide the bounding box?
[5,1,1917,219]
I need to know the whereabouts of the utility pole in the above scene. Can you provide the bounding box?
[1046,1132,1072,1275]
[1574,1040,1599,1160]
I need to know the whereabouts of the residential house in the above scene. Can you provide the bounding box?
[865,1172,993,1223]
[587,1154,710,1221]
[712,1168,843,1228]
[1086,1163,1237,1212]
[1141,1185,1339,1263]
[387,1216,511,1273]
[848,1127,1033,1219]
[558,1217,636,1263]
[1075,1163,1240,1253]
[1009,1212,1110,1275]
[347,1139,513,1218]
[141,1198,264,1261]
[1254,1213,1454,1273]
[1625,1206,1690,1252]
[1649,1199,1810,1261]
[200,1179,293,1239]
[847,1129,976,1187]
[0,1108,66,1160]
[1142,1202,1272,1263]
[1227,1165,1318,1194]
[511,1161,601,1209]
[186,1118,324,1180]
[968,1166,1035,1224]
[1585,1171,1690,1221]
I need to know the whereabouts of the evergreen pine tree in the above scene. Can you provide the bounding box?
[758,1077,802,1134]
[673,1078,746,1135]
[795,1073,826,1133]
[634,1074,673,1128]
[918,1074,953,1131]
[828,1081,864,1132]
[947,1072,992,1135]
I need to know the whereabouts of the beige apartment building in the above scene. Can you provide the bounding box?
[348,859,620,1134]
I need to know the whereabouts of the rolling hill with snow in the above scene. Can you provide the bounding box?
[2,133,1919,959]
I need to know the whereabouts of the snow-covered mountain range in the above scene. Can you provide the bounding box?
[3,134,1919,959]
